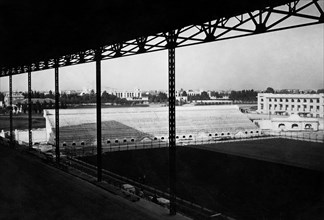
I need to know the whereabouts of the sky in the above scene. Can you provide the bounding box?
[0,12,323,93]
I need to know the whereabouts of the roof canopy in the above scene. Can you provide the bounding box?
[0,0,294,69]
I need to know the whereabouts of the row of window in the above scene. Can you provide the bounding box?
[260,98,320,103]
[260,104,320,111]
[116,92,141,98]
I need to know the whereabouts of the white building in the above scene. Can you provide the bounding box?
[109,88,148,103]
[257,93,324,118]
[256,114,320,131]
[186,90,201,96]
[4,92,24,106]
[271,115,319,131]
[112,88,142,100]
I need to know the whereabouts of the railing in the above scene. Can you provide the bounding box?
[262,130,324,143]
[65,157,225,220]
[59,130,323,157]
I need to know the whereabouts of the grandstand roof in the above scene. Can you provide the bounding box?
[0,0,294,69]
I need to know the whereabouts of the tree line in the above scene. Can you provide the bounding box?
[229,90,258,102]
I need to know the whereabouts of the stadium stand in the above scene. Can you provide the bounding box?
[45,105,258,146]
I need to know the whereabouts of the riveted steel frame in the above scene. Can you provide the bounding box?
[55,59,60,163]
[9,75,13,147]
[95,48,103,182]
[0,0,322,76]
[0,0,322,216]
[167,30,177,216]
[28,67,32,148]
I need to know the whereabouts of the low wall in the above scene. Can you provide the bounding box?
[14,129,47,144]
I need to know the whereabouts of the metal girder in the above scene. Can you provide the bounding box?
[95,48,103,182]
[0,0,322,77]
[55,59,60,163]
[9,75,13,147]
[28,67,32,149]
[167,30,177,216]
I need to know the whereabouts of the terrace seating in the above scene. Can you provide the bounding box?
[46,105,258,146]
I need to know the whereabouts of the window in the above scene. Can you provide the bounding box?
[310,99,313,103]
[304,99,307,102]
[280,99,282,102]
[285,105,288,110]
[274,98,277,102]
[261,98,264,102]
[317,106,320,111]
[316,99,320,103]
[269,104,272,109]
[297,99,300,102]
[261,104,264,110]
[286,99,289,102]
[291,99,294,102]
[269,98,272,102]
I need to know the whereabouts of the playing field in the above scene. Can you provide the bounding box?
[81,138,324,220]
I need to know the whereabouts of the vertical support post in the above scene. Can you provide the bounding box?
[167,31,177,216]
[95,48,102,182]
[28,67,32,149]
[54,59,60,163]
[9,75,13,147]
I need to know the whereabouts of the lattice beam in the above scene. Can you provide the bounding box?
[1,0,322,77]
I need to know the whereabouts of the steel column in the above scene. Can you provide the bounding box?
[168,31,177,216]
[54,59,60,163]
[95,49,102,182]
[9,75,13,147]
[28,67,32,148]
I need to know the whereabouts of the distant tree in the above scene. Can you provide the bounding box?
[278,89,289,94]
[229,90,257,102]
[35,100,41,113]
[200,91,210,100]
[317,89,324,94]
[265,87,275,93]
[48,100,53,109]
[45,90,55,99]
[16,102,22,113]
[22,102,27,113]
[42,101,47,109]
[0,92,4,102]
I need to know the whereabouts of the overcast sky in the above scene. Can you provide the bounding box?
[0,23,323,93]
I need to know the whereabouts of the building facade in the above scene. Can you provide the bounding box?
[111,88,142,100]
[4,92,24,106]
[257,93,324,117]
[108,88,148,103]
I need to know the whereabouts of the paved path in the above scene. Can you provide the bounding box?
[0,144,189,220]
